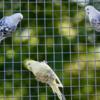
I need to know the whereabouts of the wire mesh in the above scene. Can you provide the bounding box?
[0,0,100,100]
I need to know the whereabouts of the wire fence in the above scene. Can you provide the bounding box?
[0,0,100,100]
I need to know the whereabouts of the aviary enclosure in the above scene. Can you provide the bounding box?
[0,0,100,100]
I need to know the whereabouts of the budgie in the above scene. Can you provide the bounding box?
[24,60,66,100]
[85,5,100,32]
[0,13,23,42]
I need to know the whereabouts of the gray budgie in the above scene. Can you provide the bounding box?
[0,13,23,42]
[25,60,66,100]
[85,5,100,32]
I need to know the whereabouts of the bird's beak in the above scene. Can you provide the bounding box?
[23,59,29,68]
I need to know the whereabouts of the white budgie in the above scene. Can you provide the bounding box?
[0,13,23,42]
[85,5,100,32]
[25,60,66,100]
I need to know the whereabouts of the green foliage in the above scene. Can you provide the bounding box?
[0,0,100,100]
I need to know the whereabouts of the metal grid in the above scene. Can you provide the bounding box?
[0,0,100,100]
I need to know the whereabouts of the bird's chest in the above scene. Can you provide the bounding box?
[35,69,55,84]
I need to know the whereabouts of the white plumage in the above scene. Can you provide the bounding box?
[85,5,100,32]
[25,60,66,100]
[0,13,23,42]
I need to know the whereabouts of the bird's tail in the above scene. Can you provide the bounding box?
[50,81,66,100]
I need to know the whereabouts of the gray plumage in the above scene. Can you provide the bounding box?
[0,13,23,42]
[85,5,100,32]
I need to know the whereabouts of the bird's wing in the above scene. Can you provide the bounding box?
[40,61,63,87]
[0,17,16,38]
[0,25,13,37]
[0,17,9,35]
[53,72,63,88]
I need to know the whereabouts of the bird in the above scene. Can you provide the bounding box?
[0,13,23,42]
[24,59,66,100]
[85,5,100,32]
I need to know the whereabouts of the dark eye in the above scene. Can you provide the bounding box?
[87,8,89,10]
[28,63,31,66]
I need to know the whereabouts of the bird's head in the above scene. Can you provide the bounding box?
[16,13,23,21]
[24,59,39,72]
[24,59,33,71]
[85,5,97,16]
[11,13,23,21]
[8,13,23,25]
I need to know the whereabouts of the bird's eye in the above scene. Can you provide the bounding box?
[28,63,31,66]
[87,8,89,10]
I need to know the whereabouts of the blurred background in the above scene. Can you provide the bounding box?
[0,0,100,100]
